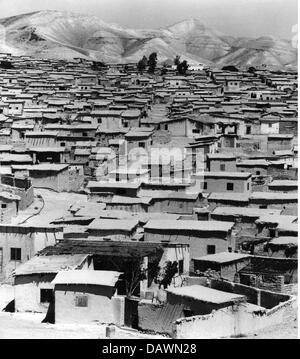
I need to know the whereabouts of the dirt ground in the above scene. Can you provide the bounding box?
[0,312,167,339]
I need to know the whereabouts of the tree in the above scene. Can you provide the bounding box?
[158,261,179,289]
[91,61,106,71]
[0,61,14,69]
[123,64,129,73]
[137,55,148,73]
[222,65,239,72]
[160,62,168,75]
[174,55,181,66]
[248,66,257,74]
[148,52,157,73]
[177,59,189,75]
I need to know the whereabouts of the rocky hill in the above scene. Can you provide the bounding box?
[0,10,297,69]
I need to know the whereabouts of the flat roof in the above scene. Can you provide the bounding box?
[208,192,250,202]
[269,237,297,246]
[268,180,298,187]
[250,192,298,201]
[193,252,251,264]
[167,285,245,304]
[212,206,281,218]
[52,270,122,287]
[87,181,141,190]
[194,171,252,179]
[14,254,89,276]
[87,218,139,232]
[144,220,234,233]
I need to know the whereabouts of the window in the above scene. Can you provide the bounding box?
[220,164,226,171]
[82,132,88,137]
[207,245,216,255]
[40,289,53,303]
[268,123,273,128]
[246,126,251,135]
[256,171,261,176]
[227,183,234,191]
[61,142,65,147]
[1,203,7,209]
[139,142,145,148]
[178,260,184,275]
[10,248,21,261]
[75,295,88,307]
[164,124,168,131]
[203,182,207,190]
[247,183,250,191]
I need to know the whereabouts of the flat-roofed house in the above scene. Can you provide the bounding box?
[125,130,153,157]
[193,171,252,193]
[87,218,140,241]
[138,284,246,335]
[14,254,92,313]
[13,164,70,192]
[193,252,251,281]
[207,153,237,172]
[144,219,235,269]
[236,159,269,177]
[53,270,124,325]
[267,134,293,152]
[121,109,141,128]
[25,131,58,148]
[87,181,141,202]
[268,180,298,192]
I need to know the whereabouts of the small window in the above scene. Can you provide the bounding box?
[203,182,207,190]
[256,171,261,176]
[75,295,88,307]
[10,248,21,261]
[1,203,7,209]
[207,245,216,255]
[246,126,251,135]
[247,183,250,190]
[61,142,66,147]
[227,183,234,191]
[139,142,145,148]
[164,124,168,131]
[220,164,226,171]
[40,289,53,303]
[82,132,88,137]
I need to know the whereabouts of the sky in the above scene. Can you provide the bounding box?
[0,0,298,38]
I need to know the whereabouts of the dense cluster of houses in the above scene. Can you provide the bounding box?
[0,52,297,338]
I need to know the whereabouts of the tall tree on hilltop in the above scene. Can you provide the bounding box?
[137,55,148,73]
[148,52,158,73]
[177,59,189,75]
[174,55,181,66]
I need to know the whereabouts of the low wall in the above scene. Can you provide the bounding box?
[174,297,295,339]
[186,276,290,309]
